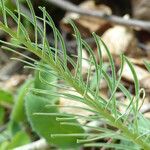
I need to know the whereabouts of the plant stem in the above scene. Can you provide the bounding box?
[95,107,150,150]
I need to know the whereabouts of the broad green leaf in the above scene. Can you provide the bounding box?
[25,94,84,148]
[25,62,84,148]
[0,141,9,150]
[7,131,30,149]
[0,130,30,150]
[11,79,33,122]
[0,89,13,105]
[0,107,5,124]
[8,120,21,136]
[34,63,58,101]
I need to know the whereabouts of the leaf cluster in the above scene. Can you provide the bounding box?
[0,0,150,149]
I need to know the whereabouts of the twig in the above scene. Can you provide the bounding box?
[46,0,150,32]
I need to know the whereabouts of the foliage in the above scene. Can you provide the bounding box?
[0,89,13,105]
[144,61,150,72]
[0,0,150,149]
[25,63,84,148]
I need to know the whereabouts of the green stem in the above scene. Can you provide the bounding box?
[67,78,150,149]
[95,108,150,150]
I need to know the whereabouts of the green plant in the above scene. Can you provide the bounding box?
[0,0,150,149]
